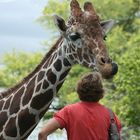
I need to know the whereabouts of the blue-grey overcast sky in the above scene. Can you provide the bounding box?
[0,0,49,56]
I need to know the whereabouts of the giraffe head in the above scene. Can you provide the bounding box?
[53,0,118,79]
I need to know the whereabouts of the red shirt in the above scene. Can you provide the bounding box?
[54,101,121,140]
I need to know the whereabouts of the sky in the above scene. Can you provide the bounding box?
[0,0,49,56]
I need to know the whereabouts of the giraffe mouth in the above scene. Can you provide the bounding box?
[96,62,118,79]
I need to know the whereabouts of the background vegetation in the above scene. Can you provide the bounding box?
[0,0,140,139]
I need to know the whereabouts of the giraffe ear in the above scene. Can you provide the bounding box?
[100,19,117,34]
[53,15,67,32]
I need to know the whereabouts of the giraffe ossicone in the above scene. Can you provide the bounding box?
[0,0,118,139]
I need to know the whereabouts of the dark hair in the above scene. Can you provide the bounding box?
[76,72,104,102]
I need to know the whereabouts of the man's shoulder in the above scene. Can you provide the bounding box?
[65,102,81,108]
[63,102,81,111]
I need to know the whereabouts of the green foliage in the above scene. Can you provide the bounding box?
[0,51,42,87]
[114,46,140,131]
[102,24,140,139]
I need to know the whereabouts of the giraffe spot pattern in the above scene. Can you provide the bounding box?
[83,60,89,67]
[37,71,45,82]
[0,112,8,132]
[56,81,64,92]
[22,76,36,106]
[5,116,17,137]
[46,69,57,85]
[39,105,50,119]
[83,53,90,62]
[73,53,78,60]
[71,45,75,52]
[0,100,4,110]
[21,125,37,140]
[77,49,82,62]
[69,55,74,61]
[42,80,49,90]
[53,59,62,72]
[43,61,49,69]
[59,69,70,81]
[63,58,71,67]
[9,87,25,115]
[30,89,53,110]
[35,83,42,93]
[3,96,12,110]
[18,108,36,136]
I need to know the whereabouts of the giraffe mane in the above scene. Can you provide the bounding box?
[0,37,63,99]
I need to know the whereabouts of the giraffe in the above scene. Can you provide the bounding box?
[0,0,118,140]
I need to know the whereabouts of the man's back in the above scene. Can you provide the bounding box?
[54,101,120,140]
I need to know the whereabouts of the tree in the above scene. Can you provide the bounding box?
[0,51,42,87]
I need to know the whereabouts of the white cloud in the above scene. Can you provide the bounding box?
[0,0,16,3]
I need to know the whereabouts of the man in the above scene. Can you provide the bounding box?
[38,72,121,140]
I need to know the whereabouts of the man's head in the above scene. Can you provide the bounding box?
[77,72,104,102]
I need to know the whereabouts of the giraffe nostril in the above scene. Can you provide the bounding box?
[100,57,106,64]
[99,57,112,64]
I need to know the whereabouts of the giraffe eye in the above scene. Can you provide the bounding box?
[69,33,81,41]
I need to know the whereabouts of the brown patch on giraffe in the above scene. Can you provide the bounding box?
[83,53,90,62]
[18,108,36,136]
[73,53,78,60]
[77,49,82,62]
[37,71,45,82]
[59,69,70,81]
[56,81,64,92]
[54,59,62,72]
[69,55,74,61]
[71,45,75,52]
[21,125,37,140]
[3,96,12,110]
[43,57,51,69]
[30,89,53,110]
[0,100,4,110]
[39,105,50,119]
[63,58,71,67]
[5,116,17,137]
[46,69,57,85]
[9,87,25,115]
[83,60,89,67]
[44,53,57,69]
[0,112,8,132]
[35,83,42,93]
[22,76,36,106]
[42,80,49,90]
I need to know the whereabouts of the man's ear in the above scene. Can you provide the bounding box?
[100,19,117,34]
[53,15,67,33]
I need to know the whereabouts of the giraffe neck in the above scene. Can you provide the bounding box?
[0,37,72,140]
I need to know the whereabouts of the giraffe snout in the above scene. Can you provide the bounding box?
[96,56,118,79]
